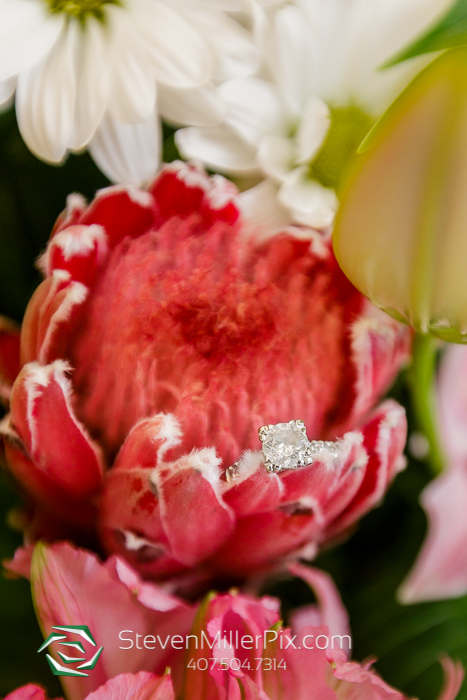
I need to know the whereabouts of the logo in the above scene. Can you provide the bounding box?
[37,625,103,677]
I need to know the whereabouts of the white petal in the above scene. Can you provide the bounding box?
[257,134,295,182]
[180,8,259,81]
[69,16,110,150]
[159,84,225,127]
[15,22,76,162]
[130,0,211,88]
[278,167,338,229]
[175,125,258,173]
[0,77,15,106]
[296,95,330,164]
[0,4,63,82]
[106,6,156,123]
[89,112,161,186]
[239,178,292,240]
[219,77,287,147]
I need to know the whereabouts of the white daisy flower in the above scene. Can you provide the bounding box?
[176,0,453,231]
[0,0,258,172]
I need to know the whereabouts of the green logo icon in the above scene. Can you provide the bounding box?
[37,625,103,677]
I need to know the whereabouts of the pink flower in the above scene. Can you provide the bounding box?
[0,162,410,581]
[399,345,467,603]
[9,541,461,700]
[4,673,173,700]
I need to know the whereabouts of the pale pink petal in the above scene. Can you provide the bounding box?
[4,686,50,700]
[86,672,174,700]
[438,658,464,700]
[288,563,350,645]
[31,542,192,700]
[438,345,467,464]
[399,468,467,603]
[3,544,34,579]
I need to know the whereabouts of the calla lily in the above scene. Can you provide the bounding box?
[334,47,467,343]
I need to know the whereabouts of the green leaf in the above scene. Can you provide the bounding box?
[385,0,467,66]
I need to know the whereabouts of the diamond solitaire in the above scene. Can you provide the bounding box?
[258,420,339,473]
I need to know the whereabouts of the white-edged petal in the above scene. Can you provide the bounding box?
[89,112,161,186]
[296,95,330,164]
[130,0,211,88]
[69,16,110,150]
[239,178,292,239]
[278,166,338,229]
[176,125,258,173]
[0,3,64,82]
[107,6,156,123]
[257,134,295,182]
[16,21,76,162]
[219,77,287,147]
[159,84,225,127]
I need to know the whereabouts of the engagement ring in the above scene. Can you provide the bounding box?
[258,420,339,473]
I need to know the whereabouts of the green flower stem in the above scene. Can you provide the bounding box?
[410,332,445,475]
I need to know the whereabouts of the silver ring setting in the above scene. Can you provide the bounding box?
[258,420,339,473]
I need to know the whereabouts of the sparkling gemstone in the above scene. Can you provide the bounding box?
[261,422,311,472]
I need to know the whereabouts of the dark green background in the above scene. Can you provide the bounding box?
[0,106,466,700]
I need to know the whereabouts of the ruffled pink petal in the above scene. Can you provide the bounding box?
[4,686,51,700]
[80,185,155,248]
[398,467,467,603]
[86,672,174,700]
[1,429,98,535]
[114,415,182,472]
[149,161,239,227]
[9,361,104,499]
[40,225,109,287]
[348,303,411,430]
[222,452,284,517]
[326,401,407,539]
[31,542,192,700]
[52,193,87,236]
[212,509,320,577]
[100,415,187,579]
[154,449,235,566]
[0,317,21,402]
[20,271,88,365]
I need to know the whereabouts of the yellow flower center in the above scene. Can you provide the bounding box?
[47,0,119,22]
[310,105,374,191]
